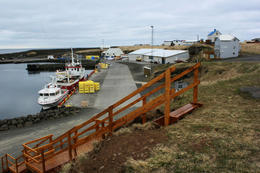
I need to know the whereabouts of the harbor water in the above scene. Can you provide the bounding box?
[0,63,91,120]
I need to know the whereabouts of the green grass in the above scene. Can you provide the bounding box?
[124,62,260,172]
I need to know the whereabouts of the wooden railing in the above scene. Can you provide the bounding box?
[2,63,200,173]
[1,154,24,173]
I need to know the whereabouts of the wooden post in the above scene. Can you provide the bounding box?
[73,130,78,157]
[142,97,147,124]
[49,136,53,151]
[5,154,8,170]
[41,150,46,173]
[101,122,105,139]
[15,159,18,173]
[68,133,72,161]
[95,120,100,132]
[1,156,5,172]
[164,69,171,126]
[108,106,113,135]
[193,67,199,104]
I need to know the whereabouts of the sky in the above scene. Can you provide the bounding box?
[0,0,259,48]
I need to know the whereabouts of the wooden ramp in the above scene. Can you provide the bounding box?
[1,63,202,173]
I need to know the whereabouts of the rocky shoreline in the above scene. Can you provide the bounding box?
[0,107,81,131]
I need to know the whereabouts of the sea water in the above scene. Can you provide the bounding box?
[0,63,91,119]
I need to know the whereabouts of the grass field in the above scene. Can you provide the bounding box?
[61,62,260,173]
[240,43,260,55]
[124,62,260,172]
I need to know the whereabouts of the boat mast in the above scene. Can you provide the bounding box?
[71,48,75,65]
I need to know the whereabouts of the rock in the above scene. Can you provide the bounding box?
[9,125,16,129]
[0,124,8,131]
[33,118,40,123]
[25,121,33,127]
[99,166,104,171]
[0,120,4,126]
[17,118,24,124]
[7,120,12,125]
[11,119,18,125]
[17,124,23,128]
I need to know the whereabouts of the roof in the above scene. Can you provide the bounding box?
[208,29,221,36]
[102,48,123,54]
[39,87,59,94]
[129,49,188,58]
[217,34,239,41]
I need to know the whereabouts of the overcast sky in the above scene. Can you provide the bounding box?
[0,0,259,48]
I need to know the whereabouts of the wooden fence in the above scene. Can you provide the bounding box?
[1,62,201,173]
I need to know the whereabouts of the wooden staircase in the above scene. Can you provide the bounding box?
[1,63,202,173]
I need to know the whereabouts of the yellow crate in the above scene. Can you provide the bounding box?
[94,82,100,91]
[89,85,95,93]
[79,81,86,93]
[84,85,90,93]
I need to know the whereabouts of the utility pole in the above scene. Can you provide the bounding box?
[151,25,154,59]
[150,25,154,73]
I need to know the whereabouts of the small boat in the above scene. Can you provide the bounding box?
[38,77,68,110]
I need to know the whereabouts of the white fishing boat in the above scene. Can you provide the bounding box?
[38,77,68,110]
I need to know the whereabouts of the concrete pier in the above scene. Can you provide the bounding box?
[0,62,141,158]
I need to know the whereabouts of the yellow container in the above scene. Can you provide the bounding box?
[84,85,90,93]
[94,82,100,91]
[99,63,108,69]
[79,81,85,93]
[89,85,95,93]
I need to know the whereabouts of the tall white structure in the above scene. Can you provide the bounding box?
[207,29,222,42]
[214,35,240,58]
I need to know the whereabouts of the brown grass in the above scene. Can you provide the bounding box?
[240,43,260,55]
[125,62,260,172]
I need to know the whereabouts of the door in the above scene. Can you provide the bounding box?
[162,58,165,64]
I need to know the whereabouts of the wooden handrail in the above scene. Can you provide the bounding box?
[23,153,40,163]
[22,144,38,154]
[23,134,53,145]
[17,63,201,173]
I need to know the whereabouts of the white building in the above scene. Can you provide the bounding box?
[214,34,240,58]
[128,49,189,64]
[207,29,222,42]
[102,48,124,59]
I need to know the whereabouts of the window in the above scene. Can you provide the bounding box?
[40,93,43,96]
[44,93,49,96]
[50,93,55,96]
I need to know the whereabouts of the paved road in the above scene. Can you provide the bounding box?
[0,62,141,159]
[219,55,260,62]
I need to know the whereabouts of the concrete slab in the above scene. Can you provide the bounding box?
[94,62,141,109]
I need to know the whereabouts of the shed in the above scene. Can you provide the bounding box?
[214,34,240,58]
[128,49,189,64]
[207,29,222,42]
[102,48,124,60]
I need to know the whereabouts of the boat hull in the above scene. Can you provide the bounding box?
[38,91,68,110]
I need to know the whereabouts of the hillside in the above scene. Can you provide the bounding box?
[61,62,260,173]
